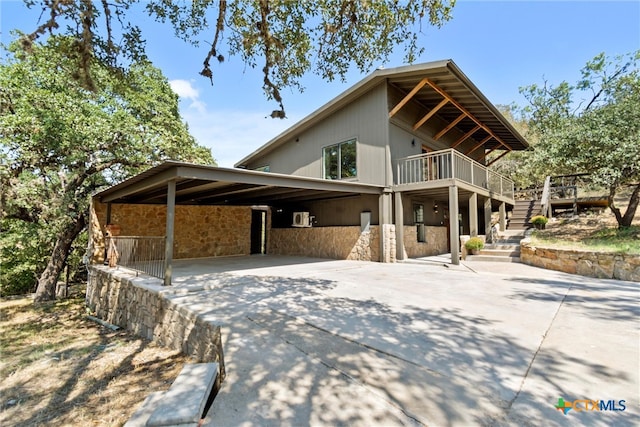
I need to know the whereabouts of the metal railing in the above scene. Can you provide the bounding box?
[395,148,515,199]
[107,236,166,279]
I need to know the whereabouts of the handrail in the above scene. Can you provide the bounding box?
[107,236,166,279]
[540,175,552,217]
[395,148,515,199]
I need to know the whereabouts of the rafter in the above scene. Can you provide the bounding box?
[451,125,480,149]
[487,150,511,167]
[388,77,429,118]
[433,112,467,140]
[412,98,448,130]
[465,135,493,156]
[423,79,513,150]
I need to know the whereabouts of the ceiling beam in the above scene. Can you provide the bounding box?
[433,112,467,140]
[465,135,493,155]
[423,78,513,151]
[388,77,429,118]
[451,125,481,149]
[487,150,511,167]
[412,98,449,130]
[176,183,267,203]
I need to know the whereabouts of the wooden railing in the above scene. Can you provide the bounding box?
[107,236,166,279]
[395,148,515,199]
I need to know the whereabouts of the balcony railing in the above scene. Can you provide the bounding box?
[395,148,514,199]
[107,236,166,279]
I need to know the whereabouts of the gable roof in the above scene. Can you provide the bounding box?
[235,59,528,168]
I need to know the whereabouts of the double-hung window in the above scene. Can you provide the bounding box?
[323,139,357,180]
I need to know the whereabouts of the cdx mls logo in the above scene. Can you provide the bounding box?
[555,398,626,415]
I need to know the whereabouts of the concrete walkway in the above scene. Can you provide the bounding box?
[162,256,638,426]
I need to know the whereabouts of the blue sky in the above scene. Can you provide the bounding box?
[2,0,639,167]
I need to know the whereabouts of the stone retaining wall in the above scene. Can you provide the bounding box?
[521,240,640,282]
[86,265,225,380]
[402,226,448,258]
[269,225,396,262]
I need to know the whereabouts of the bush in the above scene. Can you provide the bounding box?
[465,237,485,251]
[530,215,549,225]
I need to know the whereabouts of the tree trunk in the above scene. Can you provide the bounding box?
[34,213,87,303]
[620,184,640,228]
[608,184,640,229]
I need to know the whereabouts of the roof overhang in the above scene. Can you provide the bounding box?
[95,161,385,206]
[236,59,528,168]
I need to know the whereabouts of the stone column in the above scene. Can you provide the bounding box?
[469,192,478,237]
[394,192,405,261]
[449,185,460,265]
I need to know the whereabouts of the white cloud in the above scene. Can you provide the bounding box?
[169,79,200,101]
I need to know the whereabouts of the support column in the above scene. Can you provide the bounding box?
[468,193,478,237]
[484,198,492,237]
[394,192,405,261]
[378,191,393,262]
[499,201,506,232]
[164,179,176,286]
[449,185,460,265]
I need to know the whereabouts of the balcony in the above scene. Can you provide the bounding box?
[395,149,514,201]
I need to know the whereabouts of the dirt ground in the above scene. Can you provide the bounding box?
[0,288,191,427]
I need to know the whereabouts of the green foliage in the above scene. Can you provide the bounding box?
[531,226,640,255]
[529,215,549,225]
[17,0,456,117]
[464,237,484,251]
[518,51,640,227]
[1,36,213,297]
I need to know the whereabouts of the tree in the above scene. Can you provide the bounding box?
[1,37,214,301]
[18,0,456,118]
[519,52,640,228]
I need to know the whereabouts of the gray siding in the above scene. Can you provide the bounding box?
[244,83,390,186]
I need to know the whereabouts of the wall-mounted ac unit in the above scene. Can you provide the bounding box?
[292,212,312,227]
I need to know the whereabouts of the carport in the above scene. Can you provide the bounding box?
[92,161,387,285]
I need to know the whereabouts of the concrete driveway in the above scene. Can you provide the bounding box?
[164,256,639,426]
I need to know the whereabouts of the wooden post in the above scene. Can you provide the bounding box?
[449,185,460,265]
[395,192,405,261]
[164,180,176,286]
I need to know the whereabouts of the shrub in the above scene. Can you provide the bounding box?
[465,237,485,251]
[530,215,549,225]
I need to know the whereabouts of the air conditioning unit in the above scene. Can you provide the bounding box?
[292,212,312,227]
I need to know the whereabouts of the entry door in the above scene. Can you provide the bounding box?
[250,210,267,255]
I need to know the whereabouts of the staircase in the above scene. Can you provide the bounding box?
[466,232,524,263]
[508,199,541,230]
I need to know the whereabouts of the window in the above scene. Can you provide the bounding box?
[253,165,270,172]
[414,204,426,242]
[323,139,357,180]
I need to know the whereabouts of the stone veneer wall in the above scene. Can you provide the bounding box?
[402,226,448,258]
[86,265,225,380]
[90,199,252,262]
[269,225,396,262]
[521,240,640,282]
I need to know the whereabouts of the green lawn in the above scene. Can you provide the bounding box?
[530,225,640,255]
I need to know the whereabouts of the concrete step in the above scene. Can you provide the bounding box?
[484,244,520,250]
[493,239,524,245]
[466,255,521,263]
[478,249,520,257]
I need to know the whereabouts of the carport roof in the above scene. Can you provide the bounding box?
[95,161,385,206]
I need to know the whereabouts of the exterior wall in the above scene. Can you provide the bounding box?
[402,226,448,258]
[301,194,380,227]
[90,199,253,263]
[244,83,391,186]
[269,226,388,262]
[86,265,225,372]
[521,240,640,282]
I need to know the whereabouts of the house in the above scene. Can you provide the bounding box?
[89,60,528,285]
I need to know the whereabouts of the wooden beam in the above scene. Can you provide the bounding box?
[451,125,480,149]
[478,144,499,161]
[423,79,513,150]
[487,150,511,167]
[433,112,467,140]
[413,98,449,130]
[388,77,429,118]
[465,135,493,155]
